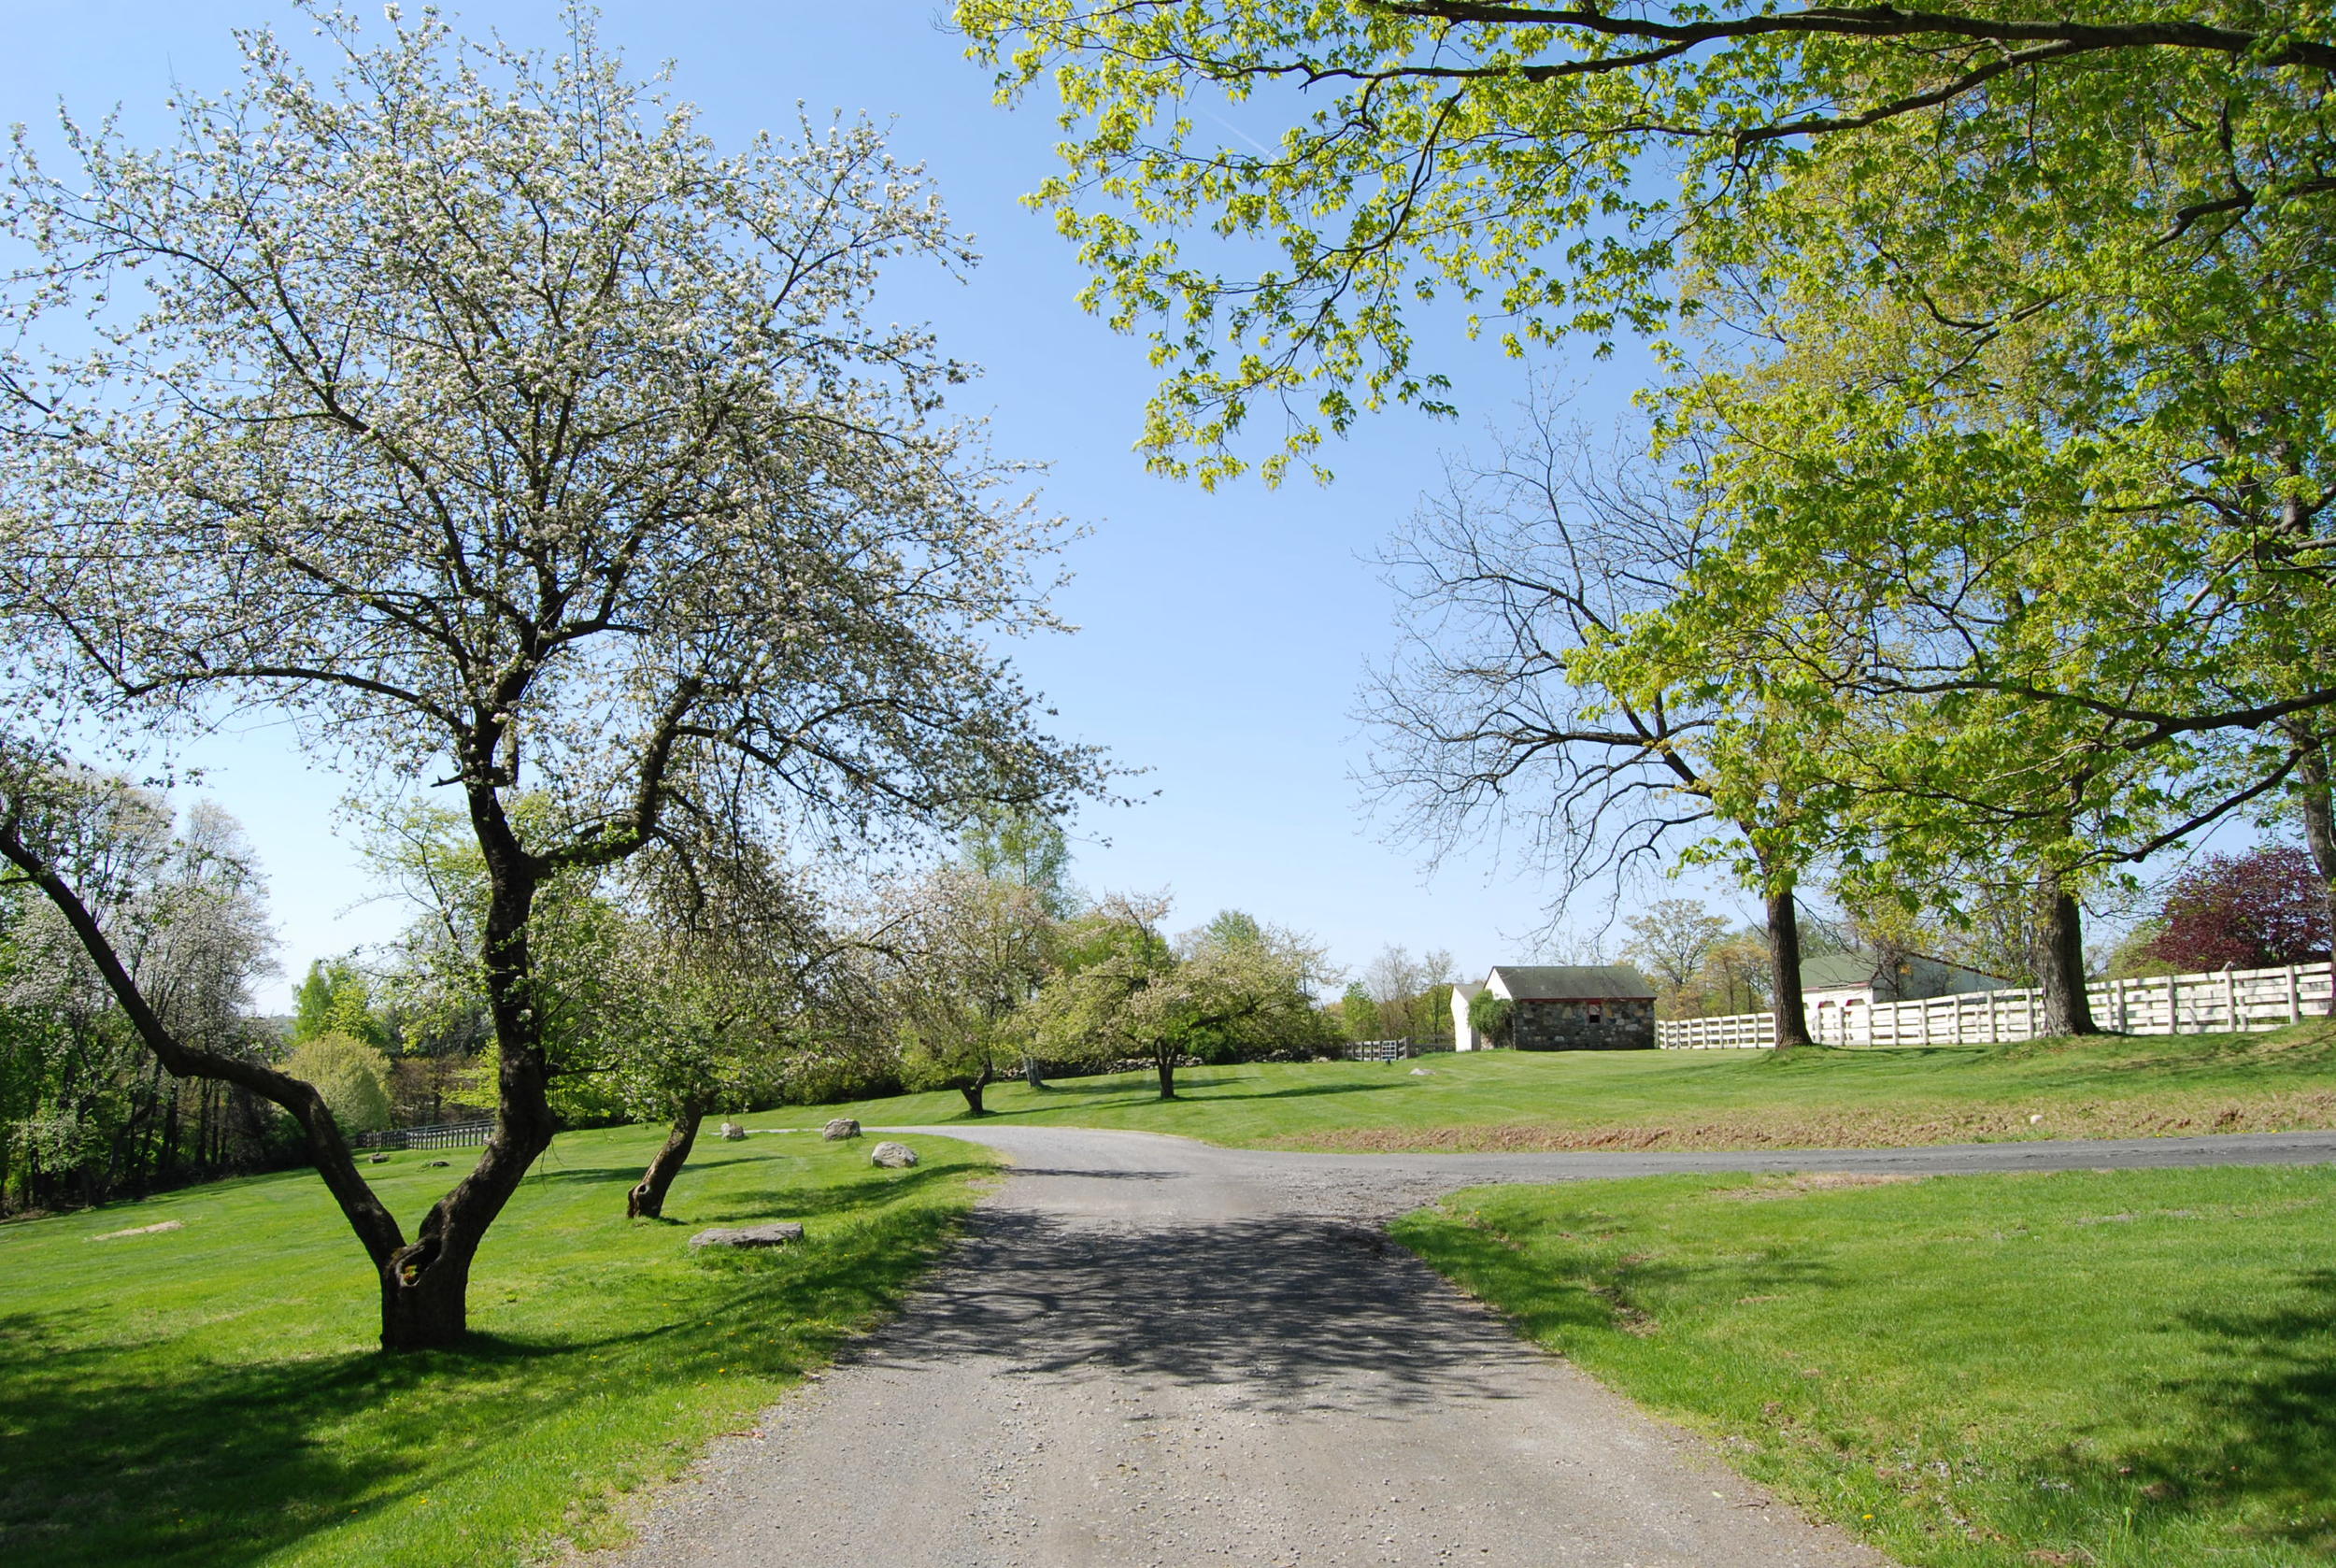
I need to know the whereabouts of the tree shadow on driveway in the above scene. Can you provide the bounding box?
[859,1205,1546,1417]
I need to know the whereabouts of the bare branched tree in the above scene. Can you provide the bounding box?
[1361,390,1821,1047]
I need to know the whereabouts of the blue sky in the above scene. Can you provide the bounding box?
[5,3,1798,1005]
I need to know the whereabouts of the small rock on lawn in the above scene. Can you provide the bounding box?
[719,1121,748,1141]
[822,1118,862,1141]
[368,1152,392,1164]
[870,1141,919,1169]
[689,1221,806,1251]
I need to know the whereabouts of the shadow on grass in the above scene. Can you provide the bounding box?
[694,1162,974,1226]
[1389,1207,1840,1346]
[1176,1078,1418,1105]
[2112,1268,2336,1552]
[929,1076,1421,1123]
[0,1186,969,1568]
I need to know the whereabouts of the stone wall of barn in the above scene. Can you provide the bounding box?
[1511,997,1657,1051]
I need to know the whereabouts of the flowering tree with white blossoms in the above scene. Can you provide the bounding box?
[0,7,1101,1349]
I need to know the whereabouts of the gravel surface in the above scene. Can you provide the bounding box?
[597,1125,2336,1568]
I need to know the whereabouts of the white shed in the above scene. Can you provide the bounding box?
[1451,981,1487,1050]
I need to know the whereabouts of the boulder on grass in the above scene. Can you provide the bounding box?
[719,1121,748,1141]
[822,1118,862,1141]
[689,1221,806,1251]
[367,1152,392,1164]
[869,1141,919,1169]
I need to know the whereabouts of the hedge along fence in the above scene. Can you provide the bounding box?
[1656,960,2334,1050]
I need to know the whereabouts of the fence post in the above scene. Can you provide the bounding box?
[2288,964,2302,1025]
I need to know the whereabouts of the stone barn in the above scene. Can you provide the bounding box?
[1480,964,1658,1051]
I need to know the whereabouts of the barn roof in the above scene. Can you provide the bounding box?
[1487,964,1657,1001]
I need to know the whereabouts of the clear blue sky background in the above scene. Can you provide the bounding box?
[0,2,1861,1006]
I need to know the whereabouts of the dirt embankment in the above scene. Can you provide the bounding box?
[1263,1090,2336,1156]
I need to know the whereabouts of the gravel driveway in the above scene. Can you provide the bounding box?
[598,1126,2336,1568]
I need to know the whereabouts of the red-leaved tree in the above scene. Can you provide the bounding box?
[2150,848,2332,973]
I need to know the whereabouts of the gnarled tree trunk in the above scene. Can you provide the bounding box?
[628,1106,706,1220]
[368,808,563,1350]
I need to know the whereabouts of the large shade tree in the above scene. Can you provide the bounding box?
[960,0,2333,483]
[965,3,2333,1032]
[0,10,1099,1348]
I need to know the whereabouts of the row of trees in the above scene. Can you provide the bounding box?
[1331,945,1458,1043]
[0,796,284,1213]
[961,0,2336,1040]
[893,849,1337,1111]
[0,781,1349,1226]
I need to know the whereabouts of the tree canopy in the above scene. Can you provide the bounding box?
[960,0,2335,481]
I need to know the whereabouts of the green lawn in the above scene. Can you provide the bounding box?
[1394,1162,2336,1568]
[0,1127,994,1568]
[806,1020,2336,1151]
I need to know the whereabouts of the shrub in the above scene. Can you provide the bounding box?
[1468,991,1514,1046]
[281,1033,393,1134]
[2150,847,2330,972]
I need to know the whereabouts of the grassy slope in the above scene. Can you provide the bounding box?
[0,1127,994,1568]
[808,1022,2336,1151]
[1394,1163,2336,1568]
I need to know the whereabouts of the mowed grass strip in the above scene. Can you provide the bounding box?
[1393,1163,2336,1568]
[0,1127,995,1568]
[812,1021,2336,1151]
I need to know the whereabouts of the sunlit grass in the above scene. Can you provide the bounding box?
[806,1020,2336,1151]
[1395,1162,2336,1567]
[0,1126,994,1567]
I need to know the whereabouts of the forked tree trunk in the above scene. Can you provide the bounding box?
[1765,873,1814,1051]
[2035,874,2098,1037]
[375,823,560,1350]
[961,1079,988,1116]
[628,1107,705,1219]
[380,1244,474,1348]
[1155,1051,1176,1100]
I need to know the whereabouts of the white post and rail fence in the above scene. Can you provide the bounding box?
[1655,960,2334,1050]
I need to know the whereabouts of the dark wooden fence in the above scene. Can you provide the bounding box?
[353,1119,495,1151]
[1344,1039,1448,1062]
